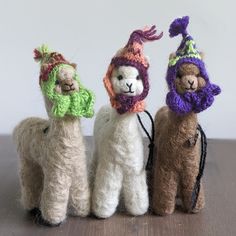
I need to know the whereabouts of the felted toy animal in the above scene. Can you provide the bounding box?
[151,16,221,215]
[13,45,95,226]
[92,26,163,218]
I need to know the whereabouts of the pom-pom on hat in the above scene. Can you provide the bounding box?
[34,44,76,83]
[166,16,221,115]
[104,26,163,114]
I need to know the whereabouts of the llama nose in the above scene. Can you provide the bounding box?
[64,78,73,86]
[188,80,194,86]
[62,78,75,91]
[126,83,133,89]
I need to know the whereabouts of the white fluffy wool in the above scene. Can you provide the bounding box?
[92,66,149,218]
[110,66,144,96]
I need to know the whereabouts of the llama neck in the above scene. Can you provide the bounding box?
[168,110,198,134]
[111,108,138,124]
[110,108,140,135]
[49,116,81,138]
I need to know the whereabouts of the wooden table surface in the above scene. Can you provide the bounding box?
[0,135,236,236]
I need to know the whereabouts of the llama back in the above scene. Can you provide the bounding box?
[154,106,169,137]
[89,105,112,184]
[93,105,112,141]
[13,117,49,153]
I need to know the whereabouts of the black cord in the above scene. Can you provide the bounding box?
[137,110,155,171]
[191,124,207,210]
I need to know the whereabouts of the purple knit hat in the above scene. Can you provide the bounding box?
[104,26,163,114]
[166,16,221,115]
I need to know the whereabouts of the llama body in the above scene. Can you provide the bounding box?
[152,16,220,215]
[92,26,162,218]
[14,116,90,224]
[92,105,148,218]
[152,106,204,215]
[13,46,94,225]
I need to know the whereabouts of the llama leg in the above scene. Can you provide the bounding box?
[40,168,71,225]
[122,170,149,215]
[19,157,43,211]
[92,162,123,218]
[152,166,178,216]
[180,173,205,213]
[193,183,205,213]
[69,160,90,217]
[89,148,98,188]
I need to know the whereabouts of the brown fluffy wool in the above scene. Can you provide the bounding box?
[151,63,206,215]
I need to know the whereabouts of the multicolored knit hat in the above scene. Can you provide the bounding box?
[34,44,76,83]
[104,26,163,114]
[166,16,221,115]
[34,45,95,118]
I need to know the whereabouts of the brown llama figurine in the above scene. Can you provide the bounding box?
[152,16,221,215]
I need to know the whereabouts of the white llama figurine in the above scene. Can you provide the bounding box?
[92,26,163,218]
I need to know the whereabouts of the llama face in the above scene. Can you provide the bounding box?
[55,67,79,94]
[110,66,144,97]
[175,63,206,94]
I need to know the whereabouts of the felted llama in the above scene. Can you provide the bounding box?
[13,45,95,226]
[92,26,163,218]
[152,16,221,215]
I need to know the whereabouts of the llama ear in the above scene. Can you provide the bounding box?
[145,55,150,64]
[71,63,77,69]
[169,52,176,60]
[41,63,49,72]
[199,52,205,60]
[115,48,124,57]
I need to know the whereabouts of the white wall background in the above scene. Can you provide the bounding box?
[0,0,235,139]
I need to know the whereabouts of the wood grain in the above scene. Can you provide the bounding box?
[0,136,236,236]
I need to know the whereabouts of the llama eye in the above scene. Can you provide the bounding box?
[55,80,60,85]
[136,75,141,80]
[117,75,123,80]
[177,72,181,78]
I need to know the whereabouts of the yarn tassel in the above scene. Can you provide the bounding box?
[34,44,51,63]
[169,16,189,38]
[137,110,155,171]
[191,124,207,210]
[127,25,163,46]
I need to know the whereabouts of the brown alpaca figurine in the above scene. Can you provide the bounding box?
[152,16,221,215]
